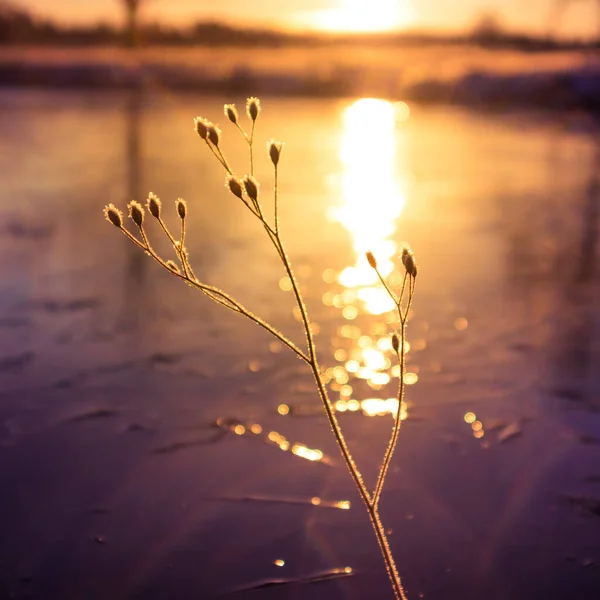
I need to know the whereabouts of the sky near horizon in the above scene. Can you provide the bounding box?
[12,0,600,38]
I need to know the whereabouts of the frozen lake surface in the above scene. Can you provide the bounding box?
[0,89,599,599]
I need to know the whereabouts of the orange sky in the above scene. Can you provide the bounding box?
[13,0,600,38]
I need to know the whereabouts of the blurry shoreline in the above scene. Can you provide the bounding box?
[1,45,600,111]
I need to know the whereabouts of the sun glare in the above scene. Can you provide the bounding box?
[331,97,409,314]
[307,0,414,33]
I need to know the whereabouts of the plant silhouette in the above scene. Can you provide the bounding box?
[104,97,417,600]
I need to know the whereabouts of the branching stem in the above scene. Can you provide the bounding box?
[118,225,309,363]
[107,101,418,600]
[273,230,407,599]
[373,270,414,506]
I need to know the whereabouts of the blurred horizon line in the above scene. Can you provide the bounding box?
[1,1,599,47]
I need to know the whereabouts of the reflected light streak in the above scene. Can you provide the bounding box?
[333,98,407,314]
[320,99,415,420]
[335,398,408,419]
[217,418,333,465]
[292,444,324,462]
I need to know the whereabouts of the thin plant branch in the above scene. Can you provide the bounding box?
[104,98,417,600]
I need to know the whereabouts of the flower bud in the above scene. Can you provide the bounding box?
[366,251,377,269]
[207,125,221,146]
[147,192,161,219]
[104,204,123,228]
[224,104,238,125]
[227,176,243,199]
[128,201,144,227]
[268,140,283,166]
[243,175,259,202]
[176,198,187,220]
[193,117,209,139]
[392,333,400,353]
[402,247,418,278]
[246,97,261,121]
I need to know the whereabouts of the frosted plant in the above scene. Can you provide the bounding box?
[104,97,417,600]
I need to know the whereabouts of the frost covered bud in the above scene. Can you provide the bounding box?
[224,104,238,125]
[147,192,161,219]
[246,97,261,121]
[402,247,418,278]
[166,260,180,274]
[193,117,209,140]
[176,198,187,220]
[366,251,377,269]
[268,140,283,166]
[207,125,221,146]
[406,254,417,278]
[243,175,259,202]
[104,204,123,228]
[227,176,243,199]
[128,201,144,228]
[392,333,400,353]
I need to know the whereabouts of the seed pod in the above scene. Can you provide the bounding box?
[207,125,221,146]
[224,103,238,125]
[402,247,418,278]
[227,176,243,199]
[405,254,417,278]
[268,140,283,166]
[366,251,377,269]
[243,175,259,202]
[246,97,261,121]
[392,333,400,353]
[128,201,144,227]
[147,192,161,219]
[104,204,123,228]
[193,117,209,140]
[176,198,187,220]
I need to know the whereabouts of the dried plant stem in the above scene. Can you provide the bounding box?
[274,164,280,234]
[373,273,414,506]
[156,216,192,279]
[204,139,232,175]
[274,231,407,600]
[119,226,309,363]
[249,120,255,175]
[373,321,405,506]
[105,98,417,600]
[233,119,255,175]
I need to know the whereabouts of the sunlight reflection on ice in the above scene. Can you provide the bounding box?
[333,97,405,294]
[463,412,486,439]
[218,494,351,510]
[215,417,334,465]
[277,399,408,420]
[318,97,418,417]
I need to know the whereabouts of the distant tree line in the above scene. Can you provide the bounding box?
[0,1,118,44]
[0,0,597,49]
[0,1,302,46]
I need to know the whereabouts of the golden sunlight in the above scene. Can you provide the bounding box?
[323,97,414,409]
[308,0,415,33]
[333,97,408,314]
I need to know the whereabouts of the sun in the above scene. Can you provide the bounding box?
[304,0,415,33]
